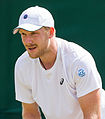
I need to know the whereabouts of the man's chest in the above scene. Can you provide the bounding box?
[31,65,81,119]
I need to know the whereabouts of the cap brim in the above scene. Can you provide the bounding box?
[13,23,42,34]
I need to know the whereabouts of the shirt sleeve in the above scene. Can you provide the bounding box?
[14,61,35,104]
[73,54,102,98]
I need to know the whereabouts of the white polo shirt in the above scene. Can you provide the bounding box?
[15,37,105,119]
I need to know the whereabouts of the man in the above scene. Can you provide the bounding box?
[13,6,105,119]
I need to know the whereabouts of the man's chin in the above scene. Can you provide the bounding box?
[28,53,39,59]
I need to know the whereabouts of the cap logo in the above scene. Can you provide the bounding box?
[24,14,28,19]
[78,69,85,77]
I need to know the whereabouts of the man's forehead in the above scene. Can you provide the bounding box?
[19,28,41,34]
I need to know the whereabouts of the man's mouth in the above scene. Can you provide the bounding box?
[28,47,36,50]
[27,45,37,51]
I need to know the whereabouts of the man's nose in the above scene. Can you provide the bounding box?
[25,36,33,44]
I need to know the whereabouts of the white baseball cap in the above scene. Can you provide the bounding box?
[13,6,54,34]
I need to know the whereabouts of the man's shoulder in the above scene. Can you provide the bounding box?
[15,51,33,69]
[56,37,90,59]
[56,37,94,71]
[16,51,29,61]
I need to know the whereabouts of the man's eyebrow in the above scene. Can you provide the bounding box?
[19,30,24,34]
[31,31,39,34]
[19,30,21,33]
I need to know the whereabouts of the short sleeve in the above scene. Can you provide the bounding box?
[73,54,102,98]
[14,61,35,103]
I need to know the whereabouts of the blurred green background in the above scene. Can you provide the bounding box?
[0,0,105,118]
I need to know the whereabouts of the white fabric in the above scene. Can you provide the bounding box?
[15,37,105,119]
[13,6,54,34]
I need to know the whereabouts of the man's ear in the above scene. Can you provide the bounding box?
[49,27,54,38]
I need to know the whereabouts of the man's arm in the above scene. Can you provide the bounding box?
[78,89,101,119]
[22,102,41,119]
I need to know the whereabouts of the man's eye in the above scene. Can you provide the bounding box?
[22,33,26,36]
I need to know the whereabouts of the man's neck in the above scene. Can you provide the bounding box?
[39,39,57,70]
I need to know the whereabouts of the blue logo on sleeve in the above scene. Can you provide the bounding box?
[78,69,85,77]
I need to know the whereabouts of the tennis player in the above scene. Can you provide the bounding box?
[13,6,105,119]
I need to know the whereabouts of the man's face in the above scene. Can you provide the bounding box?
[19,27,51,58]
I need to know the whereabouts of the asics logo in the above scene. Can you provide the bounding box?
[60,78,64,85]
